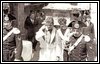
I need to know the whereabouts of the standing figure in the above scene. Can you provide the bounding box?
[83,16,97,61]
[35,17,59,61]
[3,3,22,61]
[35,10,45,30]
[66,21,96,61]
[56,18,75,61]
[3,17,22,61]
[24,10,38,50]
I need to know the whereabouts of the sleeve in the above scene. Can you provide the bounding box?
[35,30,45,41]
[86,39,97,61]
[24,17,30,29]
[91,23,95,40]
[15,34,23,60]
[4,33,15,43]
[55,31,62,57]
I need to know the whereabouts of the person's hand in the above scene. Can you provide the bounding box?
[56,56,60,61]
[14,58,21,61]
[13,28,20,34]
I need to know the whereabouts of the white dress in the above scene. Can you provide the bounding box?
[36,26,59,61]
[56,28,73,61]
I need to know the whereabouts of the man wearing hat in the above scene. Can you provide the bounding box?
[3,14,23,61]
[3,3,23,61]
[65,20,96,61]
[35,16,59,61]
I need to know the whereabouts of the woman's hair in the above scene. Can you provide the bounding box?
[58,17,66,25]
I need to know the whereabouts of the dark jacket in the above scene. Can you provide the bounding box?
[82,22,96,61]
[24,16,38,30]
[66,23,96,61]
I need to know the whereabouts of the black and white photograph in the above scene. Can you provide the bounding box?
[1,1,99,63]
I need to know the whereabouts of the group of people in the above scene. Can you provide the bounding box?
[35,15,96,61]
[24,10,45,51]
[3,4,45,61]
[34,9,97,61]
[3,3,97,61]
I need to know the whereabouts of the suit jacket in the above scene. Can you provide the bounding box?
[24,16,38,29]
[82,22,96,61]
[3,28,22,60]
[3,28,16,47]
[68,24,96,61]
[24,16,39,40]
[68,36,87,61]
[83,22,95,40]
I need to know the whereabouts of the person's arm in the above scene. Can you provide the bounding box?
[24,17,30,29]
[14,34,23,61]
[90,23,95,40]
[86,38,97,61]
[35,29,45,41]
[55,31,62,61]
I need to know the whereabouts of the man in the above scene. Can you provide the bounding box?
[83,16,97,61]
[35,17,59,61]
[35,10,45,34]
[3,3,16,27]
[3,16,22,61]
[3,3,22,61]
[66,20,96,61]
[24,10,38,50]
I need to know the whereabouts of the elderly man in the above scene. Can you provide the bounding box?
[35,17,59,61]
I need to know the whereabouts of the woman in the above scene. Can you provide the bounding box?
[56,17,75,61]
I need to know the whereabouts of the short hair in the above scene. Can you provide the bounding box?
[43,16,54,25]
[58,17,66,25]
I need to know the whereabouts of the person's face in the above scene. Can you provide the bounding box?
[3,21,12,30]
[60,24,67,30]
[45,23,53,31]
[59,20,67,29]
[73,29,82,37]
[86,18,90,26]
[30,13,35,20]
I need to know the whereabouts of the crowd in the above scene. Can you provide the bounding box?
[3,3,97,61]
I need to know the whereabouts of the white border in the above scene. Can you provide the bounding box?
[1,1,99,63]
[1,1,99,3]
[1,1,3,63]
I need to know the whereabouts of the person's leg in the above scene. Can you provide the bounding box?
[32,38,38,50]
[3,49,9,61]
[63,50,69,61]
